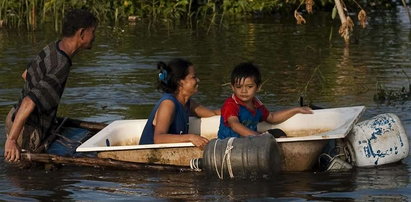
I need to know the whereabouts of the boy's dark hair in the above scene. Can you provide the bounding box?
[231,62,262,86]
[157,58,193,93]
[62,9,98,37]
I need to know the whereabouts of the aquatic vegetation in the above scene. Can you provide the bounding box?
[0,0,398,31]
[299,65,326,105]
[374,83,411,105]
[374,70,411,105]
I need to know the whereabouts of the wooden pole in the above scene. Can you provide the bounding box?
[57,117,108,131]
[21,153,194,172]
[334,0,346,24]
[402,0,411,24]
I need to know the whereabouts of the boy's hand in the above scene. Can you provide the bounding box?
[298,106,313,114]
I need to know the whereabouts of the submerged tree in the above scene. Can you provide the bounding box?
[294,0,368,46]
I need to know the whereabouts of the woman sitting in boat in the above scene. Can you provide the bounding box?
[139,58,220,149]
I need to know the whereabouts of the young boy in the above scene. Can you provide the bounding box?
[217,62,312,139]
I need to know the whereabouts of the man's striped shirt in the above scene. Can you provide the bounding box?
[15,40,72,137]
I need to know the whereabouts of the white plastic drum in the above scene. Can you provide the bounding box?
[346,113,409,167]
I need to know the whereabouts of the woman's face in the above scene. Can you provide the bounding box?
[179,65,199,96]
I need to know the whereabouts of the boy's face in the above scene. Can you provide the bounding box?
[231,77,259,104]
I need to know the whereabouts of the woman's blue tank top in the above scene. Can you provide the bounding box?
[139,93,190,145]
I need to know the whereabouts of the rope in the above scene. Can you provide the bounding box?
[212,139,221,178]
[318,153,345,170]
[213,137,235,179]
[189,158,202,172]
[343,145,352,164]
[226,138,235,178]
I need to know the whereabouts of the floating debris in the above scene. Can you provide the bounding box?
[373,83,411,104]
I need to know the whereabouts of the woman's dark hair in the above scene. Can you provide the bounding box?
[157,58,193,93]
[231,62,262,86]
[62,9,98,37]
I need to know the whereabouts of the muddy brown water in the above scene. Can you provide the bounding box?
[0,8,410,200]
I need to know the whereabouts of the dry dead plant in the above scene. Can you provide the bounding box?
[358,9,367,28]
[306,0,315,14]
[294,10,306,24]
[339,16,354,43]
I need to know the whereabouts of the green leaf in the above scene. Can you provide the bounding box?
[331,6,337,20]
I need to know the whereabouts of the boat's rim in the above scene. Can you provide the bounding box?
[76,106,366,152]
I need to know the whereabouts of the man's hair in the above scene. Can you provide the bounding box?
[62,9,98,37]
[231,62,262,86]
[157,58,193,93]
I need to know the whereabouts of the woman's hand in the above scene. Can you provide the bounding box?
[188,134,209,150]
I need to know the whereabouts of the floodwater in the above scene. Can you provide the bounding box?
[0,7,410,200]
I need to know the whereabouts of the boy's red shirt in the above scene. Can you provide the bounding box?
[221,94,270,126]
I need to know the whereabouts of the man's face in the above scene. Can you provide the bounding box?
[81,26,96,49]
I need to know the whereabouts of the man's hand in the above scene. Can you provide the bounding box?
[4,138,21,162]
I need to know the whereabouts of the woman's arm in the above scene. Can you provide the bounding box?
[266,106,312,124]
[227,116,259,137]
[153,100,209,149]
[190,100,221,118]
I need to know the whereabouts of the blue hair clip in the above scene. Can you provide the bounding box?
[158,69,168,84]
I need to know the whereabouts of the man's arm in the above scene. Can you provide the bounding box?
[4,96,36,162]
[22,70,27,80]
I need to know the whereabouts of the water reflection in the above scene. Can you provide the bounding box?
[353,163,410,190]
[3,164,73,200]
[187,163,410,200]
[0,156,409,200]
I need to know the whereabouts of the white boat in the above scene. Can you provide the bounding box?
[76,106,366,172]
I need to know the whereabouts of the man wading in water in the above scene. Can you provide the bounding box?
[4,9,98,165]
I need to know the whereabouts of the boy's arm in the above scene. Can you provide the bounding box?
[266,107,312,124]
[190,100,220,118]
[227,116,259,136]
